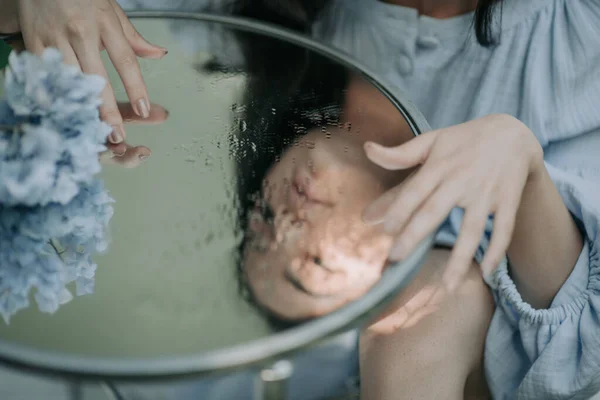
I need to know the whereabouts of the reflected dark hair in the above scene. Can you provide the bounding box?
[224,0,349,330]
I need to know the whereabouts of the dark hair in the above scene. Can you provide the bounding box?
[217,0,504,330]
[474,0,503,46]
[220,1,349,330]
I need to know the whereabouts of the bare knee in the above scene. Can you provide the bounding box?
[359,249,494,399]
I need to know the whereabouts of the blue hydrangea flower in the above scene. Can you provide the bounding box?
[0,49,114,323]
[0,179,114,323]
[0,48,111,207]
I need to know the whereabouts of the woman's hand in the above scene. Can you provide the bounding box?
[9,0,167,144]
[101,102,168,168]
[362,114,544,291]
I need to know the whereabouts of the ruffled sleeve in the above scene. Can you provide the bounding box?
[436,152,600,400]
[485,158,600,399]
[484,1,600,397]
[434,1,600,397]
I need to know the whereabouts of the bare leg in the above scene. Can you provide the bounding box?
[360,248,494,400]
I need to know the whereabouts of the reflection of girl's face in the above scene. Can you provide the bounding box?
[243,128,400,320]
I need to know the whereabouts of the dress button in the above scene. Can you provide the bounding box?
[397,54,413,75]
[417,35,440,49]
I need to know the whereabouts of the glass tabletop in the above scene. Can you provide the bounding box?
[0,12,433,379]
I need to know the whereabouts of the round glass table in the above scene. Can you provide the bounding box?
[0,11,434,400]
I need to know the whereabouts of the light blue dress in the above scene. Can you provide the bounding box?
[119,0,600,398]
[315,1,600,398]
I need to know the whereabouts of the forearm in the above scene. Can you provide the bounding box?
[0,0,19,34]
[507,164,583,309]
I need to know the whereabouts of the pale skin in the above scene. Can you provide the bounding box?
[360,248,494,400]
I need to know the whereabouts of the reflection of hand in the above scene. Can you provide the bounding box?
[362,114,544,291]
[6,0,167,143]
[101,102,168,168]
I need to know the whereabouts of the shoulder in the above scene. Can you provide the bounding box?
[498,0,600,143]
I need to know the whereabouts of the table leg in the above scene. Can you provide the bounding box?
[101,381,129,400]
[69,381,84,400]
[255,360,294,400]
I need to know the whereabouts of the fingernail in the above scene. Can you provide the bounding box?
[135,98,150,119]
[481,263,490,278]
[383,218,398,233]
[157,49,168,59]
[113,148,126,157]
[364,141,382,152]
[443,274,458,293]
[109,125,124,144]
[389,241,406,261]
[482,263,496,280]
[362,204,385,225]
[139,155,148,161]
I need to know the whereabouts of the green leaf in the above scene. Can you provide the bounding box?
[0,40,12,70]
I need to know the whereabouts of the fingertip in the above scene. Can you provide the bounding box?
[361,209,383,226]
[362,198,389,226]
[481,259,498,280]
[109,142,127,156]
[138,146,151,159]
[443,274,459,294]
[442,262,464,294]
[134,41,168,59]
[108,125,126,144]
[388,241,406,261]
[134,98,151,119]
[364,141,385,152]
[364,142,391,166]
[140,48,168,60]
